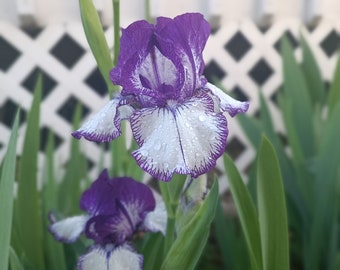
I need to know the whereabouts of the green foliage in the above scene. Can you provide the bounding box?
[161,179,219,270]
[79,0,115,94]
[0,112,19,269]
[257,137,289,270]
[239,36,340,270]
[14,76,45,270]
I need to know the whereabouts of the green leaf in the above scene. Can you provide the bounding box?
[214,199,250,270]
[9,247,24,270]
[42,131,67,270]
[161,179,219,270]
[15,75,45,270]
[224,154,262,270]
[328,54,340,114]
[0,111,19,269]
[301,34,325,106]
[142,233,165,270]
[79,0,114,94]
[281,37,315,161]
[308,104,340,270]
[59,103,87,215]
[257,136,289,270]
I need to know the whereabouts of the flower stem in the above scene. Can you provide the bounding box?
[145,0,151,22]
[112,0,120,66]
[163,212,176,256]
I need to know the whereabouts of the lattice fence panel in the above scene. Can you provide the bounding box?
[0,19,339,193]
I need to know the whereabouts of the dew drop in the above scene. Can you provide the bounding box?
[199,115,206,121]
[154,142,161,151]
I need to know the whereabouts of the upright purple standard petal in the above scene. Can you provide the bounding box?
[155,13,210,98]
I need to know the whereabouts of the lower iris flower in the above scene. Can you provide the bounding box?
[49,169,166,270]
[72,13,249,181]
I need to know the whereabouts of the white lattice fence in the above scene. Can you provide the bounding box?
[0,18,339,193]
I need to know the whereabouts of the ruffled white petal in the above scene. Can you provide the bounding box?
[206,82,249,117]
[143,201,167,235]
[78,244,142,270]
[131,94,228,181]
[49,215,89,243]
[72,99,133,142]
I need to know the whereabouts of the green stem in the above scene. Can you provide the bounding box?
[112,0,120,66]
[145,0,151,22]
[163,214,176,256]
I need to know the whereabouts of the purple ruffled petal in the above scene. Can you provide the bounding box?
[85,212,134,245]
[80,170,155,218]
[72,98,124,142]
[110,13,210,107]
[131,92,228,181]
[155,13,210,98]
[206,83,249,117]
[77,244,143,270]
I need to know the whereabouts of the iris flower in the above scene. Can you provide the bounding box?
[73,13,249,181]
[49,169,166,270]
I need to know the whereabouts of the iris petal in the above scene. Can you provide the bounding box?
[85,211,134,245]
[80,170,155,218]
[155,13,210,98]
[206,83,249,117]
[77,244,143,270]
[72,98,133,142]
[143,201,167,235]
[49,215,89,243]
[131,92,228,181]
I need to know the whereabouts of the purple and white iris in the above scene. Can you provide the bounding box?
[72,13,249,181]
[49,169,166,270]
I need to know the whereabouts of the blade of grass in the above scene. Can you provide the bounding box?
[281,37,315,161]
[0,111,19,269]
[328,54,340,114]
[79,0,115,94]
[224,154,262,270]
[257,136,289,270]
[308,104,340,270]
[42,131,67,270]
[59,103,87,215]
[301,34,325,106]
[9,247,24,270]
[15,75,45,270]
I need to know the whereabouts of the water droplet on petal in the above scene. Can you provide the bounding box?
[154,142,161,151]
[199,115,206,121]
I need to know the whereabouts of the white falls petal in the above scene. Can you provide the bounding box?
[131,93,228,181]
[143,201,167,235]
[72,99,133,142]
[78,244,143,270]
[206,82,249,117]
[49,215,89,243]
